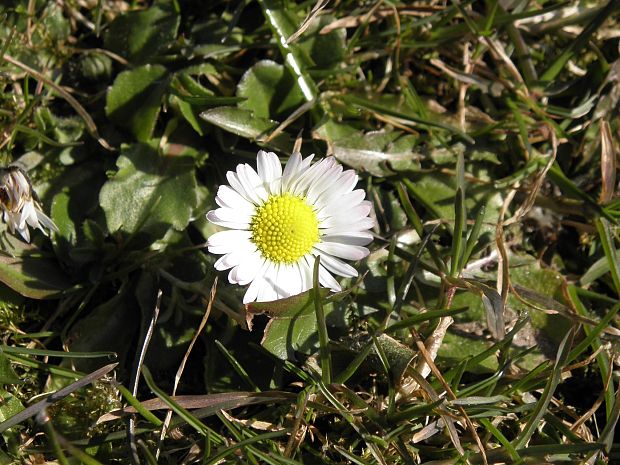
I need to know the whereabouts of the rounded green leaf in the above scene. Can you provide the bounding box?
[103,2,179,64]
[248,289,330,361]
[0,232,71,299]
[237,60,305,119]
[99,143,198,240]
[106,65,169,142]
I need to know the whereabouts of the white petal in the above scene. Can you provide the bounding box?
[314,242,369,261]
[272,265,285,299]
[320,218,374,232]
[36,209,58,232]
[19,201,36,229]
[243,260,271,304]
[281,152,302,192]
[208,229,253,246]
[209,240,256,264]
[215,185,255,212]
[208,229,252,247]
[257,151,282,183]
[320,170,358,203]
[318,264,341,291]
[321,231,373,246]
[209,238,255,255]
[226,171,253,203]
[318,200,372,223]
[13,171,29,193]
[215,252,242,271]
[306,164,343,204]
[206,209,251,229]
[257,262,279,302]
[289,262,305,296]
[18,225,30,242]
[4,211,16,233]
[314,251,358,278]
[229,252,264,285]
[316,189,366,215]
[322,217,375,235]
[274,263,303,298]
[299,153,314,170]
[299,256,314,292]
[237,164,268,203]
[291,157,336,198]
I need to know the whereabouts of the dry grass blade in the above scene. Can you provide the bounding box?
[599,120,616,203]
[157,278,217,457]
[508,128,558,224]
[412,330,488,465]
[319,5,432,34]
[404,368,465,457]
[127,289,162,465]
[261,100,315,144]
[286,0,329,44]
[495,189,517,332]
[411,316,452,384]
[98,391,295,422]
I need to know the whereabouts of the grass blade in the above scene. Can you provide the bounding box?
[513,329,573,449]
[215,340,260,392]
[596,217,620,297]
[450,187,466,277]
[540,0,620,83]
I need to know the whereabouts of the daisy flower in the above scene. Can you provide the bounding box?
[0,166,58,243]
[206,151,374,303]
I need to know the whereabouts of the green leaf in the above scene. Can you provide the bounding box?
[314,120,419,176]
[78,52,113,82]
[64,286,138,373]
[237,60,305,119]
[200,107,294,152]
[0,350,21,386]
[0,232,71,299]
[103,2,180,64]
[99,142,198,239]
[105,65,169,142]
[50,163,104,264]
[247,289,330,361]
[437,332,498,373]
[297,15,346,69]
[42,2,70,42]
[368,333,417,381]
[0,388,23,424]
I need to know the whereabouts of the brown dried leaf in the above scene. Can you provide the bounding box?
[599,120,616,203]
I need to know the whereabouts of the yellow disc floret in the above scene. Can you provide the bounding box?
[251,194,319,264]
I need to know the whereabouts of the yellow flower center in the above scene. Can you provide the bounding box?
[251,194,319,264]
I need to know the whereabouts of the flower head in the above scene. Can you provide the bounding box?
[0,166,58,242]
[207,151,374,303]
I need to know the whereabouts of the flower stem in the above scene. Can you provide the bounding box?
[312,256,331,384]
